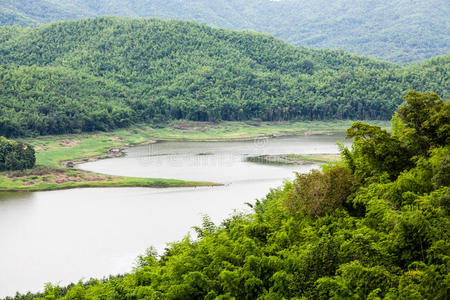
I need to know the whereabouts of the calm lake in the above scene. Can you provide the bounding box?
[0,134,349,297]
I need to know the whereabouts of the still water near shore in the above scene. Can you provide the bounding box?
[0,134,349,297]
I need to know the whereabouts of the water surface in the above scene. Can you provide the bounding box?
[0,134,349,297]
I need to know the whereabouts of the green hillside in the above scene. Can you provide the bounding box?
[0,0,449,63]
[0,17,448,137]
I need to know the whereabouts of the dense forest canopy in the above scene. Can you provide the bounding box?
[0,0,449,63]
[5,90,449,299]
[0,17,448,138]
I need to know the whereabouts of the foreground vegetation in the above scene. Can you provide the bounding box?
[1,0,448,63]
[6,91,448,298]
[0,17,448,137]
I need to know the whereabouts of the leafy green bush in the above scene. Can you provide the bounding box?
[284,166,358,217]
[0,136,35,171]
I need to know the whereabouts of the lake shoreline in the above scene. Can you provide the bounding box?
[0,165,220,192]
[1,120,385,192]
[0,182,222,193]
[58,129,342,169]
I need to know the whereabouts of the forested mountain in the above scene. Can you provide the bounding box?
[0,17,448,137]
[1,0,449,63]
[5,91,449,300]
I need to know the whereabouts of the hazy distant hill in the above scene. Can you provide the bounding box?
[0,0,448,63]
[0,17,447,137]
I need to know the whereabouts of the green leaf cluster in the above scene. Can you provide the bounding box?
[0,136,35,170]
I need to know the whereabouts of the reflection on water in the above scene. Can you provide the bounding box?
[0,134,349,297]
[0,192,34,202]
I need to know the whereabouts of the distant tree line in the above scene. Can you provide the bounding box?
[0,18,448,137]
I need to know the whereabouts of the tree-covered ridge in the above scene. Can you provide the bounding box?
[6,91,448,299]
[0,0,449,63]
[0,17,448,138]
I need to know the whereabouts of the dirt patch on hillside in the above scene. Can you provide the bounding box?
[34,139,81,151]
[59,139,80,147]
[60,146,128,168]
[5,167,64,178]
[11,170,110,186]
[172,121,219,131]
[42,172,108,184]
[34,145,58,151]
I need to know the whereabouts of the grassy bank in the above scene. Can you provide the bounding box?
[0,166,218,192]
[246,154,342,165]
[1,120,388,191]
